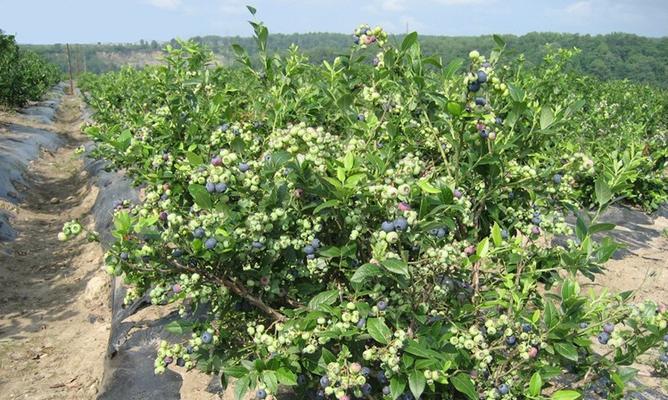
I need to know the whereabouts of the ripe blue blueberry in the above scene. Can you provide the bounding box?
[239,162,250,172]
[256,389,267,399]
[377,371,388,384]
[475,97,486,106]
[377,300,388,311]
[320,375,330,388]
[580,322,589,329]
[598,332,610,344]
[306,254,315,260]
[357,318,366,329]
[303,245,315,255]
[176,357,185,367]
[394,217,408,232]
[205,237,217,250]
[361,383,372,395]
[194,227,205,238]
[506,335,517,346]
[211,156,222,166]
[311,238,321,248]
[361,367,371,376]
[477,70,488,83]
[357,114,365,121]
[120,252,129,261]
[659,354,668,363]
[382,386,391,395]
[553,174,562,184]
[497,384,510,395]
[215,182,227,193]
[159,211,168,220]
[663,334,668,342]
[201,331,213,344]
[297,374,307,385]
[252,241,264,249]
[401,393,415,400]
[468,81,481,92]
[496,117,503,124]
[532,216,542,225]
[381,221,395,233]
[480,130,489,139]
[205,182,215,193]
[315,390,325,400]
[603,323,615,334]
[220,123,229,132]
[521,323,532,333]
[172,248,183,257]
[437,228,447,238]
[501,229,509,239]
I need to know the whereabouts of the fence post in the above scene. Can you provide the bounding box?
[66,43,74,94]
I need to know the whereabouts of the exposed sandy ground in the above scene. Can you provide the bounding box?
[0,96,109,399]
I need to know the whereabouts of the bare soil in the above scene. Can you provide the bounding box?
[0,96,109,399]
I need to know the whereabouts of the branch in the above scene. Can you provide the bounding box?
[164,258,287,322]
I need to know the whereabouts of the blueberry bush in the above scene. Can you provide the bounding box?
[77,12,668,400]
[0,30,61,107]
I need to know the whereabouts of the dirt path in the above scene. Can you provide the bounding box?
[0,95,110,399]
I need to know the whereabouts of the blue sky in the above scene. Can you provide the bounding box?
[1,0,666,44]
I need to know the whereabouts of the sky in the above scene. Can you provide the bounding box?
[1,0,667,44]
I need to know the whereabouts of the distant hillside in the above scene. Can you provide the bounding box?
[25,32,668,86]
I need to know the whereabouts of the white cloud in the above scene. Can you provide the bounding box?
[381,0,407,11]
[145,0,182,10]
[565,0,593,16]
[435,0,492,5]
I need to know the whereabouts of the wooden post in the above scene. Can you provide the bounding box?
[66,43,74,94]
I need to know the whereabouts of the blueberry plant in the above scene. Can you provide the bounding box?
[77,10,668,400]
[0,30,61,107]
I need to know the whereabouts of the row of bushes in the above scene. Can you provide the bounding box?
[0,30,61,107]
[76,13,667,400]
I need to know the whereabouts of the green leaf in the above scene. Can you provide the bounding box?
[314,199,340,214]
[189,184,213,210]
[351,263,383,284]
[451,373,478,400]
[234,375,250,400]
[554,342,578,362]
[443,58,464,79]
[595,178,612,206]
[223,365,248,378]
[507,82,525,102]
[417,179,441,194]
[493,34,506,48]
[540,106,554,130]
[447,102,462,116]
[246,5,257,15]
[366,318,392,345]
[390,376,406,400]
[491,222,502,246]
[408,370,426,398]
[588,223,615,234]
[186,151,203,166]
[544,300,558,329]
[115,129,132,151]
[308,290,339,310]
[476,238,490,258]
[382,259,409,277]
[262,371,278,393]
[550,390,581,400]
[401,32,418,52]
[164,320,193,335]
[528,372,542,396]
[343,152,355,170]
[575,215,588,241]
[276,368,297,385]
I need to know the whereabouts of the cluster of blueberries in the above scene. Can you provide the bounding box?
[596,322,615,345]
[468,69,488,93]
[303,238,322,260]
[380,217,408,233]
